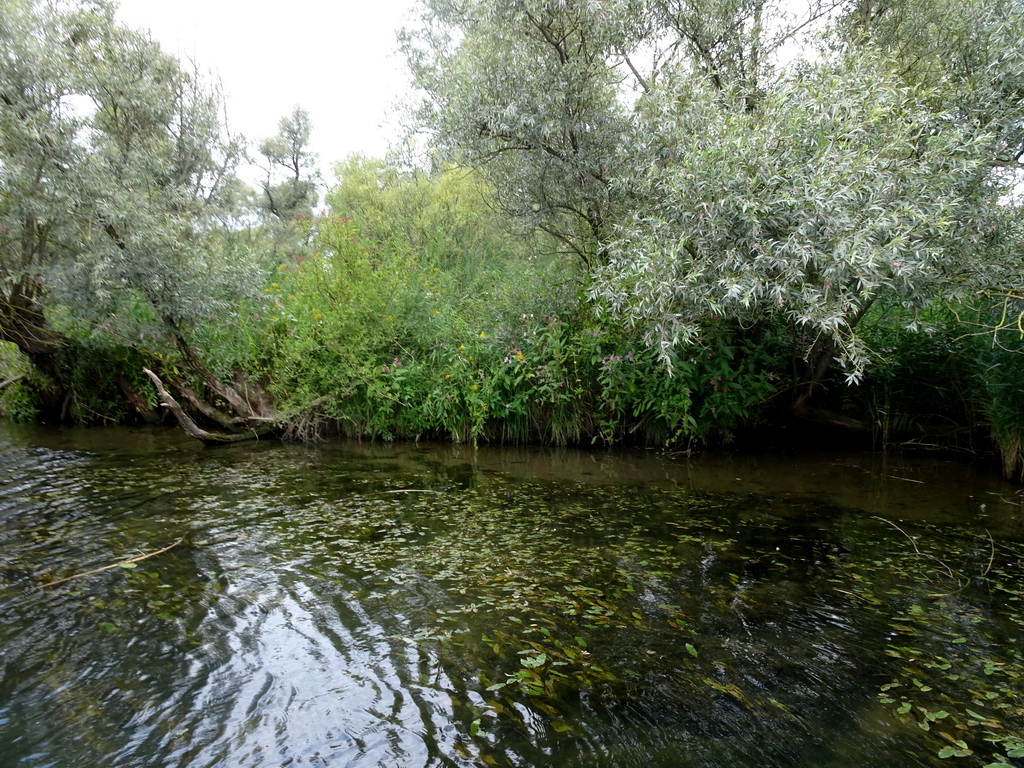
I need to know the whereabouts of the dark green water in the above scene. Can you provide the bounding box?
[1,424,1022,767]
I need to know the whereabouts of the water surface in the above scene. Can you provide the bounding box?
[1,424,1022,767]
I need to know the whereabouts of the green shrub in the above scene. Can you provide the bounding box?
[855,304,977,446]
[0,342,37,421]
[973,301,1024,480]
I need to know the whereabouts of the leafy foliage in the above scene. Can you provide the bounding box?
[405,0,1024,411]
[257,106,319,222]
[595,51,1012,380]
[0,0,261,409]
[0,342,35,420]
[974,309,1024,481]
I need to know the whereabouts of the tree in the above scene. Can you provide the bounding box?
[257,106,319,222]
[588,0,1024,400]
[407,0,1024,409]
[0,0,265,427]
[403,0,847,265]
[592,52,1018,401]
[403,0,629,265]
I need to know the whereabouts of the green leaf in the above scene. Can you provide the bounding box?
[937,746,971,758]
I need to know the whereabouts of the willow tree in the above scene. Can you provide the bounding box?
[1,0,267,428]
[406,0,1024,411]
[403,0,844,266]
[257,106,319,223]
[403,0,630,266]
[591,0,1023,402]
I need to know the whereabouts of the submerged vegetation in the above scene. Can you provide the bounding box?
[1,0,1024,475]
[3,434,1022,766]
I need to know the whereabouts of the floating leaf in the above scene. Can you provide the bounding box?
[937,745,972,758]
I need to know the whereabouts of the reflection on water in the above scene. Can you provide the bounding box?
[0,424,1022,767]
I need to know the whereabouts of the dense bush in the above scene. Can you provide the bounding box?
[972,298,1024,481]
[234,206,783,447]
[0,342,35,421]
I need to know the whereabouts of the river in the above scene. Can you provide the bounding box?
[1,424,1022,767]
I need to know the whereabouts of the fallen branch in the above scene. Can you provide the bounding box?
[872,516,989,592]
[982,529,995,579]
[31,536,186,591]
[143,368,273,444]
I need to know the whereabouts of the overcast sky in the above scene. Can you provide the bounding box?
[115,0,419,181]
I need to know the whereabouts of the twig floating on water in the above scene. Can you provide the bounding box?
[30,536,186,591]
[359,489,444,496]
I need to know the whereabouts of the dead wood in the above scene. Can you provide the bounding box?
[143,368,274,444]
[30,536,186,591]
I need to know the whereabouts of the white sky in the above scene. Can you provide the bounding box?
[115,0,419,181]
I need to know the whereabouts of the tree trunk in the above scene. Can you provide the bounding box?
[143,368,276,444]
[0,284,67,416]
[790,337,868,433]
[792,337,835,416]
[117,373,162,424]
